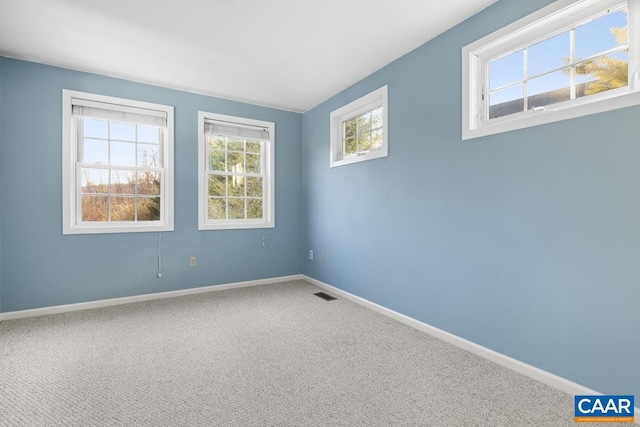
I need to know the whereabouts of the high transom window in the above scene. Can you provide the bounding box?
[330,86,388,167]
[489,4,628,119]
[463,0,640,140]
[63,90,174,234]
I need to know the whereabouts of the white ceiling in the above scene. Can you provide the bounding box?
[0,0,496,112]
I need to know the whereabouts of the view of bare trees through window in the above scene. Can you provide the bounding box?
[488,7,628,119]
[80,118,162,222]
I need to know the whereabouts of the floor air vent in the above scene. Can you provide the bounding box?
[314,292,337,301]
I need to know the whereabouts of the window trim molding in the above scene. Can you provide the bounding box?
[62,89,174,235]
[197,111,275,231]
[462,0,640,140]
[330,85,388,168]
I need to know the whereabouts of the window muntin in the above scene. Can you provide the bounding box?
[330,86,388,168]
[462,0,640,140]
[198,112,274,230]
[63,90,174,234]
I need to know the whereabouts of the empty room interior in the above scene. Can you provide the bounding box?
[1,0,639,425]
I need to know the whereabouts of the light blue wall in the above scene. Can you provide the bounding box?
[0,57,3,312]
[303,0,640,399]
[0,57,303,312]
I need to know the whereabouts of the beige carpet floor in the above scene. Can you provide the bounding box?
[0,280,627,426]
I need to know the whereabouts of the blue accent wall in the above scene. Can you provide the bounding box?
[0,57,303,312]
[303,0,640,399]
[0,57,3,312]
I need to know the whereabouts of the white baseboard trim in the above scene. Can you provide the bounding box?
[303,275,640,423]
[0,274,304,322]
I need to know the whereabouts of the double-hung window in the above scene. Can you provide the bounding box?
[62,90,174,234]
[462,0,640,139]
[198,112,275,230]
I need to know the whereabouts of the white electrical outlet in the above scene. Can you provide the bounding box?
[309,250,313,260]
[321,254,326,264]
[190,257,197,267]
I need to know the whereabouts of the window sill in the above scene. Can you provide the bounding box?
[198,220,274,231]
[64,223,173,235]
[330,149,388,168]
[463,88,640,140]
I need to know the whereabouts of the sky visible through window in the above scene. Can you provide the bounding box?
[489,8,628,112]
[82,119,160,167]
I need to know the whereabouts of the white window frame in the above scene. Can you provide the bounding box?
[330,85,388,167]
[62,90,174,234]
[198,111,275,230]
[462,0,640,140]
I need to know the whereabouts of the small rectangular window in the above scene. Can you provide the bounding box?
[198,112,275,230]
[462,0,640,140]
[330,86,388,167]
[63,90,174,234]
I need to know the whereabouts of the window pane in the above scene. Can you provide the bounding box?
[489,50,524,89]
[344,119,356,139]
[246,140,261,154]
[357,133,372,153]
[489,84,524,119]
[82,195,108,221]
[137,197,160,221]
[528,70,570,109]
[356,112,371,133]
[528,31,569,77]
[137,126,159,144]
[227,152,244,173]
[209,175,226,197]
[247,199,263,219]
[246,177,263,197]
[228,175,245,197]
[81,168,108,194]
[371,107,383,130]
[228,198,245,219]
[344,137,357,157]
[576,8,628,60]
[227,138,244,152]
[83,138,108,164]
[83,119,108,139]
[576,52,628,98]
[137,143,160,167]
[137,171,160,195]
[111,141,136,167]
[246,154,261,174]
[111,196,135,221]
[110,122,135,141]
[111,170,135,195]
[208,198,226,220]
[209,150,226,172]
[372,129,383,150]
[209,136,225,151]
